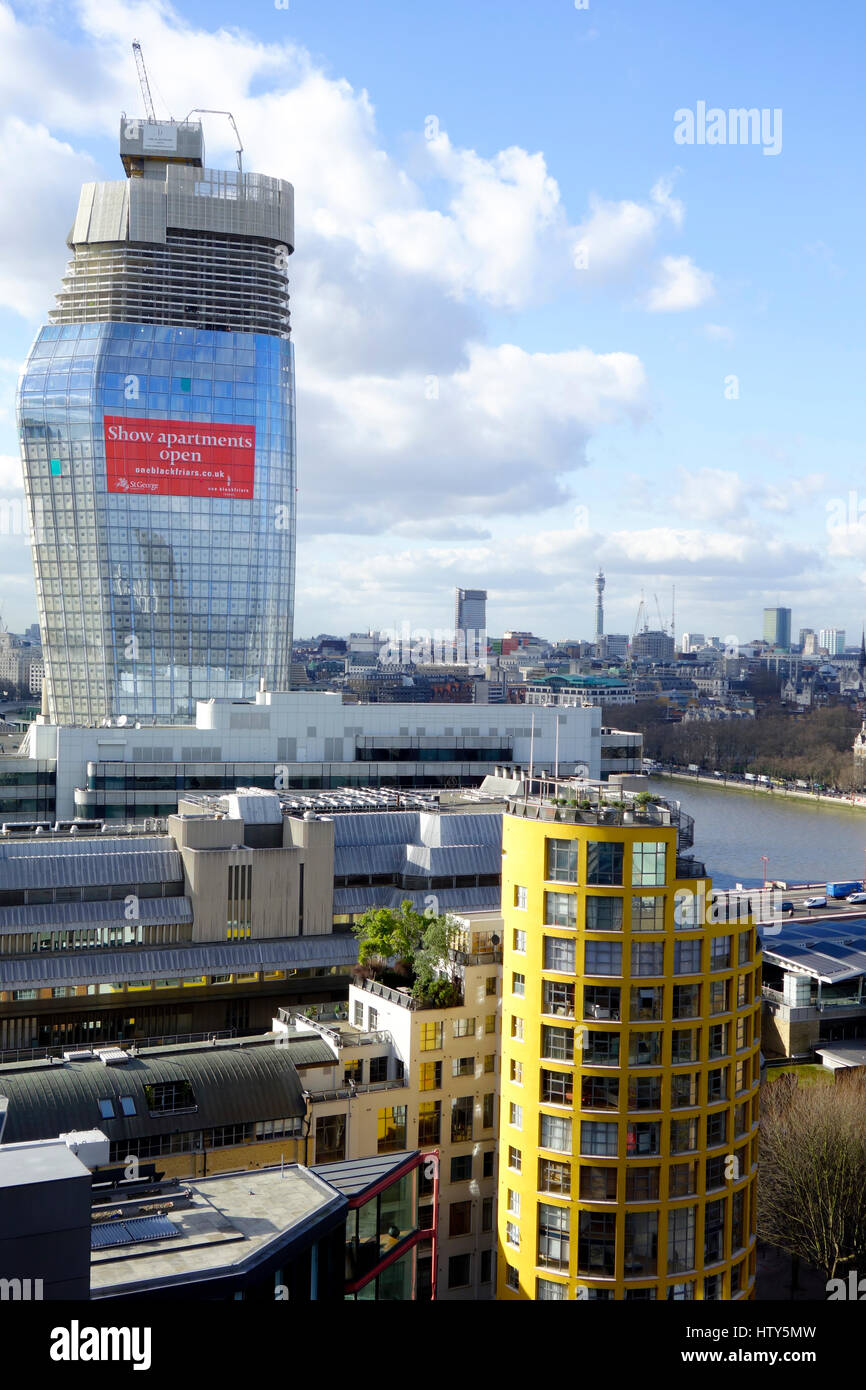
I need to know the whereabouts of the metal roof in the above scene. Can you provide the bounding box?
[333,885,499,913]
[0,1035,334,1145]
[760,917,866,982]
[311,1149,420,1199]
[0,849,182,890]
[0,836,174,860]
[0,895,192,933]
[0,933,357,989]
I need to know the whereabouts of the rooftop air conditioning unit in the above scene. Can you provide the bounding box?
[96,1047,129,1066]
[63,1049,94,1062]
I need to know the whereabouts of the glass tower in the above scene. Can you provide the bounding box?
[16,118,296,724]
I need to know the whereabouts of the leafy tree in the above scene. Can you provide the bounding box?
[758,1071,866,1281]
[352,900,427,975]
[412,913,456,1001]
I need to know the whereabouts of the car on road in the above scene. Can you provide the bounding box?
[780,900,795,915]
[846,891,866,904]
[803,896,827,909]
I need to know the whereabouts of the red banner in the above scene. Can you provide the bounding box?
[104,415,255,499]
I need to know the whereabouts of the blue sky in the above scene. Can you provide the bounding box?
[1,0,864,645]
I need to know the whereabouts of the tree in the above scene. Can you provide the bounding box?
[758,1072,866,1282]
[352,900,427,975]
[412,913,458,1002]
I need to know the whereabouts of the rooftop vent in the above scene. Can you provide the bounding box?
[96,1047,129,1066]
[63,1049,94,1062]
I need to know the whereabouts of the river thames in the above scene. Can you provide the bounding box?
[648,777,866,890]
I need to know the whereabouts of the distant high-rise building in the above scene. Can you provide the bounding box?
[798,627,815,654]
[762,608,791,651]
[455,589,487,659]
[601,633,629,660]
[17,116,296,724]
[681,632,705,654]
[594,569,605,641]
[631,629,675,662]
[819,627,845,656]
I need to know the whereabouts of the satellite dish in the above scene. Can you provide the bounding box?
[135,721,141,729]
[117,715,128,727]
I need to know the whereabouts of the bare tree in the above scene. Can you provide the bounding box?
[758,1072,866,1282]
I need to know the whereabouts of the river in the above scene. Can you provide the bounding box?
[648,777,866,890]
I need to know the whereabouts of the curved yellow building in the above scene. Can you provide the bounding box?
[496,780,760,1301]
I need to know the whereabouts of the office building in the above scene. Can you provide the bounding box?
[631,630,675,663]
[16,117,296,726]
[496,775,761,1300]
[762,608,791,651]
[454,589,487,660]
[818,628,845,657]
[525,675,636,708]
[680,634,705,655]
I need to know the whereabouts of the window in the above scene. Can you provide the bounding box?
[669,1161,698,1197]
[584,985,621,1020]
[667,1281,695,1301]
[510,1057,524,1083]
[704,1197,725,1263]
[368,1008,378,1030]
[537,1277,567,1299]
[483,1093,495,1129]
[586,841,624,885]
[450,1200,473,1237]
[632,841,667,885]
[584,940,622,976]
[626,1122,659,1156]
[514,885,528,910]
[545,891,576,928]
[541,1024,573,1061]
[706,1110,727,1147]
[577,1209,613,1274]
[543,1069,576,1105]
[451,1154,473,1182]
[484,1051,495,1071]
[418,1101,441,1145]
[631,894,666,931]
[734,1101,748,1137]
[585,895,623,931]
[707,1067,728,1102]
[511,1015,525,1041]
[481,1250,494,1284]
[448,1254,472,1289]
[505,1264,520,1291]
[420,1021,443,1051]
[738,930,751,966]
[731,1188,746,1251]
[344,1059,363,1086]
[735,1059,749,1094]
[671,1073,698,1107]
[672,984,699,1019]
[513,928,527,953]
[670,1118,698,1154]
[671,1028,700,1063]
[483,1150,495,1179]
[485,1014,496,1034]
[709,980,729,1015]
[631,986,662,1020]
[119,1096,136,1117]
[629,1031,661,1066]
[631,942,664,976]
[544,936,576,973]
[453,1017,476,1039]
[624,1211,658,1276]
[539,1158,571,1195]
[482,1196,494,1230]
[667,1205,696,1274]
[541,1114,573,1153]
[583,1030,619,1066]
[542,979,575,1016]
[419,1061,442,1091]
[674,940,702,974]
[377,1105,407,1153]
[627,1076,661,1110]
[547,838,578,882]
[144,1080,196,1115]
[706,1155,726,1190]
[539,1203,571,1271]
[709,1023,728,1060]
[452,1056,474,1078]
[509,1102,523,1130]
[507,1188,520,1216]
[625,1166,659,1200]
[98,1099,115,1119]
[452,1096,474,1142]
[737,973,752,1008]
[512,972,526,997]
[580,1120,618,1156]
[579,1165,617,1200]
[506,1220,521,1249]
[710,935,732,970]
[369,1056,388,1084]
[704,1272,723,1301]
[508,1146,522,1172]
[582,1075,619,1111]
[736,1016,751,1050]
[486,975,497,996]
[353,1000,364,1027]
[315,1114,346,1163]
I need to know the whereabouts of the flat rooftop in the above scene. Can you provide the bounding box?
[760,917,866,983]
[90,1164,343,1297]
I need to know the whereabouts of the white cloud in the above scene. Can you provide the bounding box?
[675,468,745,524]
[703,322,733,342]
[646,255,715,312]
[571,172,683,282]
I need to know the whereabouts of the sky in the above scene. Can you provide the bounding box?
[1,0,864,646]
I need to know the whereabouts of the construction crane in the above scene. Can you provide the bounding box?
[132,41,156,122]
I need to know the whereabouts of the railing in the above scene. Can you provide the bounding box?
[506,793,694,850]
[0,1027,237,1065]
[676,856,707,879]
[306,1078,409,1103]
[448,947,502,966]
[358,977,420,1009]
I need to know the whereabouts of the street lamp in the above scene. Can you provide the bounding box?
[761,856,769,888]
